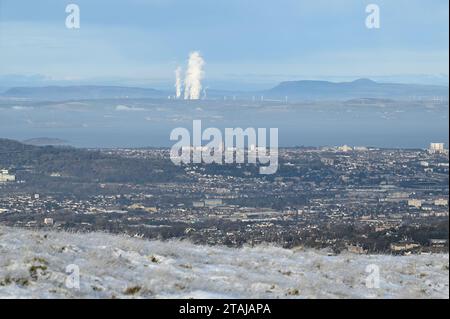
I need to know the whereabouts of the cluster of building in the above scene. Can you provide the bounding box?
[428,143,448,155]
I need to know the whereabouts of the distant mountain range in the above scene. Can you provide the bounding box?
[2,85,165,100]
[1,79,448,101]
[266,78,449,100]
[22,137,69,146]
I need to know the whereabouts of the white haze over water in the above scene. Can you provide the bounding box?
[0,96,448,148]
[0,226,448,299]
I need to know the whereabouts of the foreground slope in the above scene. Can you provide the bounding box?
[0,226,448,299]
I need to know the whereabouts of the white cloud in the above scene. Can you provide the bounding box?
[115,105,145,112]
[11,106,34,111]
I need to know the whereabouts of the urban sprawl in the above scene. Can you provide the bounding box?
[0,142,448,255]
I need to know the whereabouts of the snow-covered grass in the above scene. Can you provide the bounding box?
[0,226,448,299]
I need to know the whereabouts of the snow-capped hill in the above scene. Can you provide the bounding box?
[0,226,448,299]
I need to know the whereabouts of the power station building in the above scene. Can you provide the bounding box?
[0,169,15,183]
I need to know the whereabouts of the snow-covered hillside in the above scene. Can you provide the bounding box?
[0,226,448,299]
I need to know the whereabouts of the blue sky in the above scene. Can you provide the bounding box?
[0,0,448,89]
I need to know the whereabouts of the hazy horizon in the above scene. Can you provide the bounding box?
[1,0,449,91]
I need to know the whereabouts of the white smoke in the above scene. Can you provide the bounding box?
[202,86,209,99]
[184,51,205,100]
[175,67,182,99]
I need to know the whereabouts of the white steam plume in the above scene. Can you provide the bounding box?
[175,67,182,99]
[184,51,205,100]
